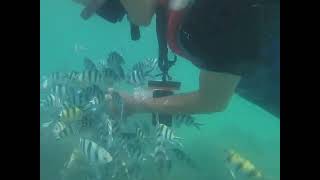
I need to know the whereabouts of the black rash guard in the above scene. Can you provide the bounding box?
[177,0,280,117]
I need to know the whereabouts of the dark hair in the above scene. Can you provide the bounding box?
[95,0,127,23]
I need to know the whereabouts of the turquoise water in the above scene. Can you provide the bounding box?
[40,1,280,180]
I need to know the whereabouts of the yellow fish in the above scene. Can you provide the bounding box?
[59,106,83,124]
[224,149,264,179]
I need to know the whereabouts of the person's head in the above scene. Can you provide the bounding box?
[73,0,126,23]
[72,0,140,40]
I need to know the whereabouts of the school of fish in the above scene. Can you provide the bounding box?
[40,51,265,180]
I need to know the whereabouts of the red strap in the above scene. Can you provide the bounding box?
[167,9,188,58]
[158,0,191,59]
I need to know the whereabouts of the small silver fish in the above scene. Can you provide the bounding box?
[74,43,88,53]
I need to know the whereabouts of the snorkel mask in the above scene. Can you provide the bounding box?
[77,0,140,40]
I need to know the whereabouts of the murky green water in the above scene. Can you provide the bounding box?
[40,1,280,180]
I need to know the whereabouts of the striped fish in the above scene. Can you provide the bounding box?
[95,115,114,147]
[79,138,113,165]
[59,106,84,124]
[112,119,121,134]
[66,85,103,107]
[136,127,147,141]
[52,121,79,140]
[48,72,68,84]
[152,144,171,174]
[105,115,113,137]
[225,149,264,179]
[83,57,97,71]
[66,90,90,108]
[80,115,94,129]
[170,148,197,169]
[82,85,105,98]
[63,148,81,169]
[49,84,78,100]
[109,91,124,121]
[115,133,136,153]
[77,69,105,87]
[132,58,158,74]
[156,124,184,142]
[40,94,62,110]
[128,144,146,161]
[66,70,80,82]
[126,59,158,86]
[107,51,125,67]
[40,72,69,91]
[173,114,204,130]
[126,69,147,86]
[106,51,125,80]
[85,85,106,108]
[101,67,121,83]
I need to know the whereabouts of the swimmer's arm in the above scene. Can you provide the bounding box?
[136,70,241,114]
[120,0,156,26]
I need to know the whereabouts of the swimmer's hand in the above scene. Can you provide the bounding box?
[105,89,144,118]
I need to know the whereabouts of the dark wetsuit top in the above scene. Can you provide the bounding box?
[176,0,280,117]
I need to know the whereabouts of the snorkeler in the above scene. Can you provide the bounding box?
[72,0,280,117]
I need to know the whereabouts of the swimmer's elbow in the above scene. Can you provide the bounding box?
[202,103,228,114]
[199,97,230,114]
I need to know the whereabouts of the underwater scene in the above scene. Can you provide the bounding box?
[40,1,280,180]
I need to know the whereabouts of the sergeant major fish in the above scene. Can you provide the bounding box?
[59,106,84,124]
[106,51,125,80]
[79,138,113,165]
[173,114,204,130]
